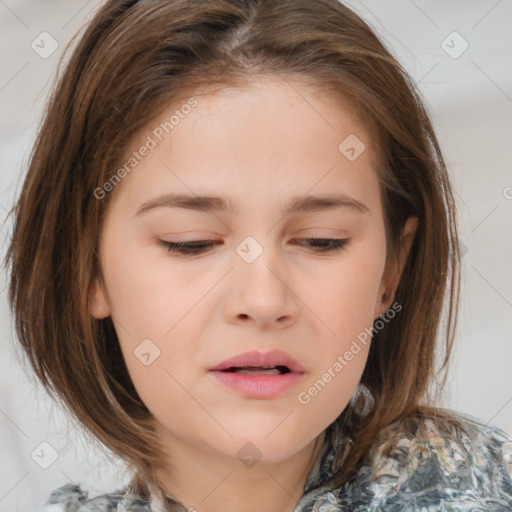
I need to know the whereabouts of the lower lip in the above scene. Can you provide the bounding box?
[209,370,304,399]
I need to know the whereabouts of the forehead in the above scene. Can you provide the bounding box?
[108,74,382,218]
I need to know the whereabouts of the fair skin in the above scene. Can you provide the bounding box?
[90,75,417,512]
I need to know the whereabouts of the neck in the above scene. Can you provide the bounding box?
[152,430,327,512]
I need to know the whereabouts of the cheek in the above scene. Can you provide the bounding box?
[313,256,384,336]
[101,234,192,334]
[297,254,383,409]
[99,235,209,386]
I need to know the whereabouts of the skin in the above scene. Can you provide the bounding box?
[90,74,417,512]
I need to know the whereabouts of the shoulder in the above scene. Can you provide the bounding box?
[299,408,512,511]
[42,483,151,512]
[351,409,512,510]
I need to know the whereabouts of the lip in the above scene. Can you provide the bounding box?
[209,349,305,373]
[209,349,305,399]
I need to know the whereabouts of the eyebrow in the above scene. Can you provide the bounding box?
[134,192,370,217]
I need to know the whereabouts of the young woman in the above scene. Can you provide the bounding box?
[6,0,512,510]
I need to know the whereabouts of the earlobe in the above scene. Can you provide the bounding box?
[89,275,111,319]
[374,216,418,319]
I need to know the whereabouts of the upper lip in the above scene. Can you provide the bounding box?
[209,349,305,373]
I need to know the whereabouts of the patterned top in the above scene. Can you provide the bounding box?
[43,409,512,511]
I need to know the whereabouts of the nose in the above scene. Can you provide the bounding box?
[223,244,299,330]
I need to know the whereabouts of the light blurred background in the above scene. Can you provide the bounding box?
[1,0,511,510]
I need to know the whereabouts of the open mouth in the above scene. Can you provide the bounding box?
[210,359,302,398]
[221,365,292,375]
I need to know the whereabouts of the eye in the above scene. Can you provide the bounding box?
[160,238,350,255]
[160,240,219,255]
[294,238,350,253]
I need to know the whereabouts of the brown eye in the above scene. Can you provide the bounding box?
[160,240,219,254]
[294,238,350,253]
[159,238,350,256]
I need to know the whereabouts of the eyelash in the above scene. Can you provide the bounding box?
[160,238,350,255]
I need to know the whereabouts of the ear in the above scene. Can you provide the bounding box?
[374,216,418,319]
[89,275,111,319]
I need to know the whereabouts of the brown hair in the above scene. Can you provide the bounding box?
[5,0,463,502]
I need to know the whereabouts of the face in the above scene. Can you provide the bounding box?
[90,75,416,468]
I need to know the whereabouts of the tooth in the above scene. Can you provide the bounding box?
[235,368,281,375]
